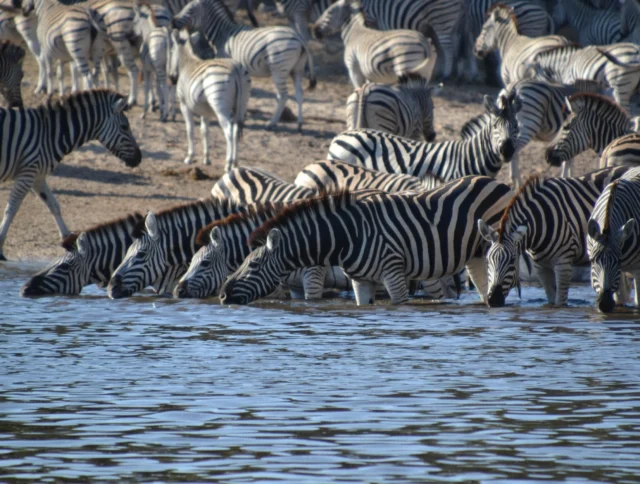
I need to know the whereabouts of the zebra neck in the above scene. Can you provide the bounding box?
[205,11,245,46]
[47,101,101,161]
[593,120,631,155]
[342,12,366,43]
[463,126,503,176]
[495,27,519,57]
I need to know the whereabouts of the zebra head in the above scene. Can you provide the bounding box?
[485,94,521,163]
[21,233,93,297]
[220,229,286,305]
[108,213,167,298]
[313,0,356,40]
[174,227,227,299]
[96,92,142,168]
[18,0,34,16]
[474,4,517,59]
[587,218,636,313]
[172,0,206,31]
[0,42,24,108]
[478,219,527,307]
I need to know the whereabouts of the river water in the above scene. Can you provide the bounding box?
[1,262,640,483]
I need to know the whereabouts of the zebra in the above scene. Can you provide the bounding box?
[460,78,610,184]
[327,93,521,183]
[552,0,621,46]
[172,0,316,132]
[345,75,440,141]
[457,0,554,82]
[21,213,144,296]
[0,40,24,107]
[600,133,640,169]
[294,159,441,193]
[169,28,251,171]
[474,3,571,87]
[528,43,640,109]
[587,167,640,312]
[477,166,629,307]
[133,3,172,121]
[545,93,635,174]
[211,166,315,203]
[163,0,259,26]
[21,0,107,96]
[275,0,334,40]
[620,0,640,44]
[0,90,141,261]
[219,176,512,306]
[312,0,438,88]
[0,1,44,93]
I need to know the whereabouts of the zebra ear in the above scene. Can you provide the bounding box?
[145,213,159,239]
[76,232,89,255]
[618,219,636,243]
[483,95,498,116]
[477,219,499,243]
[266,229,282,251]
[113,98,128,114]
[512,225,527,245]
[564,96,574,115]
[210,226,222,246]
[587,219,601,241]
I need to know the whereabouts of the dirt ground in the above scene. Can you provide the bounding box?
[0,10,603,262]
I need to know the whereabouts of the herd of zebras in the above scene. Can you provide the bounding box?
[2,0,640,313]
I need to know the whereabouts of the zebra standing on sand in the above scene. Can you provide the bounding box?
[219,176,512,306]
[312,0,438,87]
[477,166,629,307]
[0,90,141,261]
[545,93,636,173]
[473,3,571,87]
[169,28,251,171]
[587,167,640,312]
[345,75,440,141]
[172,0,315,132]
[328,94,521,182]
[21,213,144,296]
[0,40,24,106]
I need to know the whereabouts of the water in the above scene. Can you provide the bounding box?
[2,263,640,483]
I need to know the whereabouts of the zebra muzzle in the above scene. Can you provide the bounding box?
[107,275,133,299]
[173,280,192,299]
[487,285,506,307]
[597,289,615,313]
[500,140,516,161]
[20,277,48,297]
[544,147,564,167]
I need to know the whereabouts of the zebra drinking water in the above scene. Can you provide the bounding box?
[0,40,24,107]
[312,0,438,87]
[169,28,251,171]
[477,166,629,307]
[21,213,144,296]
[345,75,440,141]
[172,0,315,131]
[328,94,520,182]
[220,176,513,306]
[0,90,141,261]
[587,167,640,312]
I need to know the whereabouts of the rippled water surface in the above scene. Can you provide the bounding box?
[2,263,640,483]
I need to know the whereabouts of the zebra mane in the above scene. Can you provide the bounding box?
[40,89,124,113]
[248,190,357,247]
[602,180,620,235]
[206,0,236,22]
[195,201,286,247]
[486,3,519,32]
[0,41,25,63]
[61,213,144,251]
[497,175,542,242]
[566,92,628,118]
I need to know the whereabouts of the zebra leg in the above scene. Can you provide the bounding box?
[31,178,70,240]
[267,75,289,130]
[352,278,376,305]
[465,256,489,303]
[180,103,196,165]
[561,159,573,178]
[553,261,573,306]
[633,274,640,307]
[510,153,521,189]
[382,269,409,305]
[70,63,81,93]
[200,117,211,166]
[302,266,326,300]
[141,68,151,120]
[57,62,65,95]
[155,69,169,122]
[0,176,34,260]
[535,264,557,304]
[218,117,235,173]
[169,84,177,122]
[293,71,304,133]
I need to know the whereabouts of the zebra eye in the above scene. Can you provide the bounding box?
[248,260,261,270]
[59,263,71,271]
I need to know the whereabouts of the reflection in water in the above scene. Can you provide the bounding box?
[1,263,640,482]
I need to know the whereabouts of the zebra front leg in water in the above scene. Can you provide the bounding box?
[301,266,326,300]
[0,175,35,260]
[352,278,376,305]
[382,267,409,304]
[553,260,573,306]
[535,264,557,305]
[465,256,489,302]
[32,178,70,240]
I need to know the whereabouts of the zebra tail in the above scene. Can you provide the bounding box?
[234,66,250,140]
[353,83,371,130]
[88,8,107,36]
[420,23,443,69]
[597,48,640,71]
[301,41,316,90]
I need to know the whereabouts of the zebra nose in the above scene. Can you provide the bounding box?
[425,131,436,142]
[21,278,46,297]
[313,25,323,40]
[487,285,505,307]
[174,281,189,298]
[219,280,234,304]
[597,289,615,313]
[544,147,563,167]
[500,140,516,161]
[170,75,178,85]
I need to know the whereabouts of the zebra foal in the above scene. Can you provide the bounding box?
[345,75,439,141]
[587,167,640,312]
[0,90,141,261]
[172,0,315,131]
[0,40,24,107]
[21,213,143,296]
[220,176,512,306]
[313,0,438,87]
[328,93,520,182]
[600,133,640,169]
[477,166,629,307]
[169,29,251,171]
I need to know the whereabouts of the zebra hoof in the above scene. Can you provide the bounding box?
[184,157,194,165]
[202,159,211,166]
[0,254,6,261]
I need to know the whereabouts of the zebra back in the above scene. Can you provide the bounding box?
[601,133,640,168]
